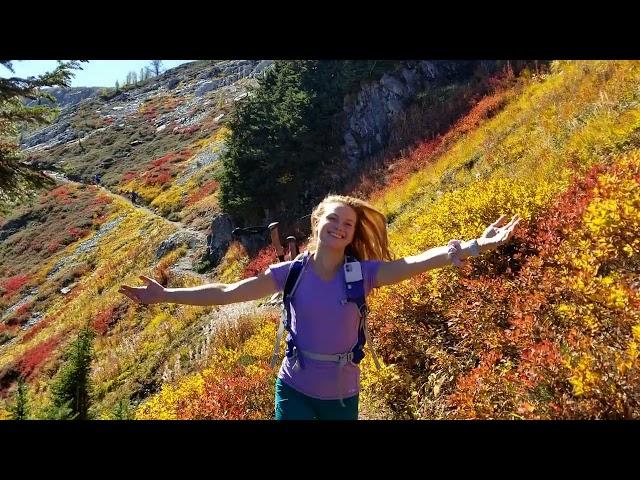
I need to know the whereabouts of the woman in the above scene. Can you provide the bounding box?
[119,194,521,420]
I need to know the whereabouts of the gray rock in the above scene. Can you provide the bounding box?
[156,230,203,260]
[252,60,274,76]
[21,120,75,148]
[341,60,479,168]
[1,293,37,322]
[21,312,44,330]
[343,132,360,168]
[195,79,222,97]
[23,87,102,110]
[205,213,236,266]
[380,73,407,97]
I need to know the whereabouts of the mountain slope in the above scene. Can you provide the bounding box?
[3,60,637,420]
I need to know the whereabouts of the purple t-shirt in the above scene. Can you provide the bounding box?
[268,256,382,400]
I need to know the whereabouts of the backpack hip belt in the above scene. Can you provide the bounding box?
[293,349,355,367]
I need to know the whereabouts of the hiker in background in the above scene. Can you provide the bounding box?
[119,194,520,420]
[130,190,138,205]
[94,173,102,185]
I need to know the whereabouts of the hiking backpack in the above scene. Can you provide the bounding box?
[270,251,381,371]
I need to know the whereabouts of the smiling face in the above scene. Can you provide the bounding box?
[314,202,358,252]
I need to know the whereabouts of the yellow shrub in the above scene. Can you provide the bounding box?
[135,373,205,420]
[215,241,250,284]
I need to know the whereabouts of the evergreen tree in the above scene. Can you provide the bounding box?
[220,60,312,221]
[9,378,29,420]
[0,60,84,205]
[47,326,95,420]
[113,398,132,419]
[219,60,401,223]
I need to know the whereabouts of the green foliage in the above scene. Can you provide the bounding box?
[195,257,213,274]
[9,378,29,419]
[219,60,400,223]
[0,60,84,202]
[112,397,132,419]
[47,326,95,420]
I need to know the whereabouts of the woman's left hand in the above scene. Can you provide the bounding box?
[478,214,521,251]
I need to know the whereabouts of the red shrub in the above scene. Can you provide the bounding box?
[91,307,115,335]
[94,195,112,205]
[49,185,71,199]
[152,153,178,167]
[365,155,626,419]
[144,170,172,186]
[2,274,30,299]
[68,227,89,241]
[15,302,32,317]
[47,241,61,254]
[100,301,129,335]
[242,246,278,279]
[176,366,274,420]
[121,171,139,183]
[173,125,201,135]
[185,180,219,206]
[17,334,63,379]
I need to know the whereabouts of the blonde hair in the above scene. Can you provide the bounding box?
[308,194,394,261]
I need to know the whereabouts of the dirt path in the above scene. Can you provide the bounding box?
[42,170,210,282]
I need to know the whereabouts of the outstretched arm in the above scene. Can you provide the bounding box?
[375,214,521,287]
[119,270,278,306]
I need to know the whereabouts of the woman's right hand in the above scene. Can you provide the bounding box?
[119,275,166,305]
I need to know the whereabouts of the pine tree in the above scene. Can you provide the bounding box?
[9,378,29,420]
[47,326,95,420]
[0,60,84,205]
[113,398,132,419]
[219,60,313,222]
[218,60,399,223]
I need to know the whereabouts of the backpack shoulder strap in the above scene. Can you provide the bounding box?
[270,251,310,368]
[344,256,381,370]
[283,250,309,299]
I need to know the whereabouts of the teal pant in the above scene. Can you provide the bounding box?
[274,378,359,420]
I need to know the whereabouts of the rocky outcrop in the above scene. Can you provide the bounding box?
[341,60,480,169]
[156,230,205,260]
[20,117,77,149]
[24,87,102,109]
[20,60,275,151]
[205,213,235,265]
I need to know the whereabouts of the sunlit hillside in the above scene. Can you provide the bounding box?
[1,60,637,420]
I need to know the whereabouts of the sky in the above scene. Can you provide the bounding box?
[1,60,196,88]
